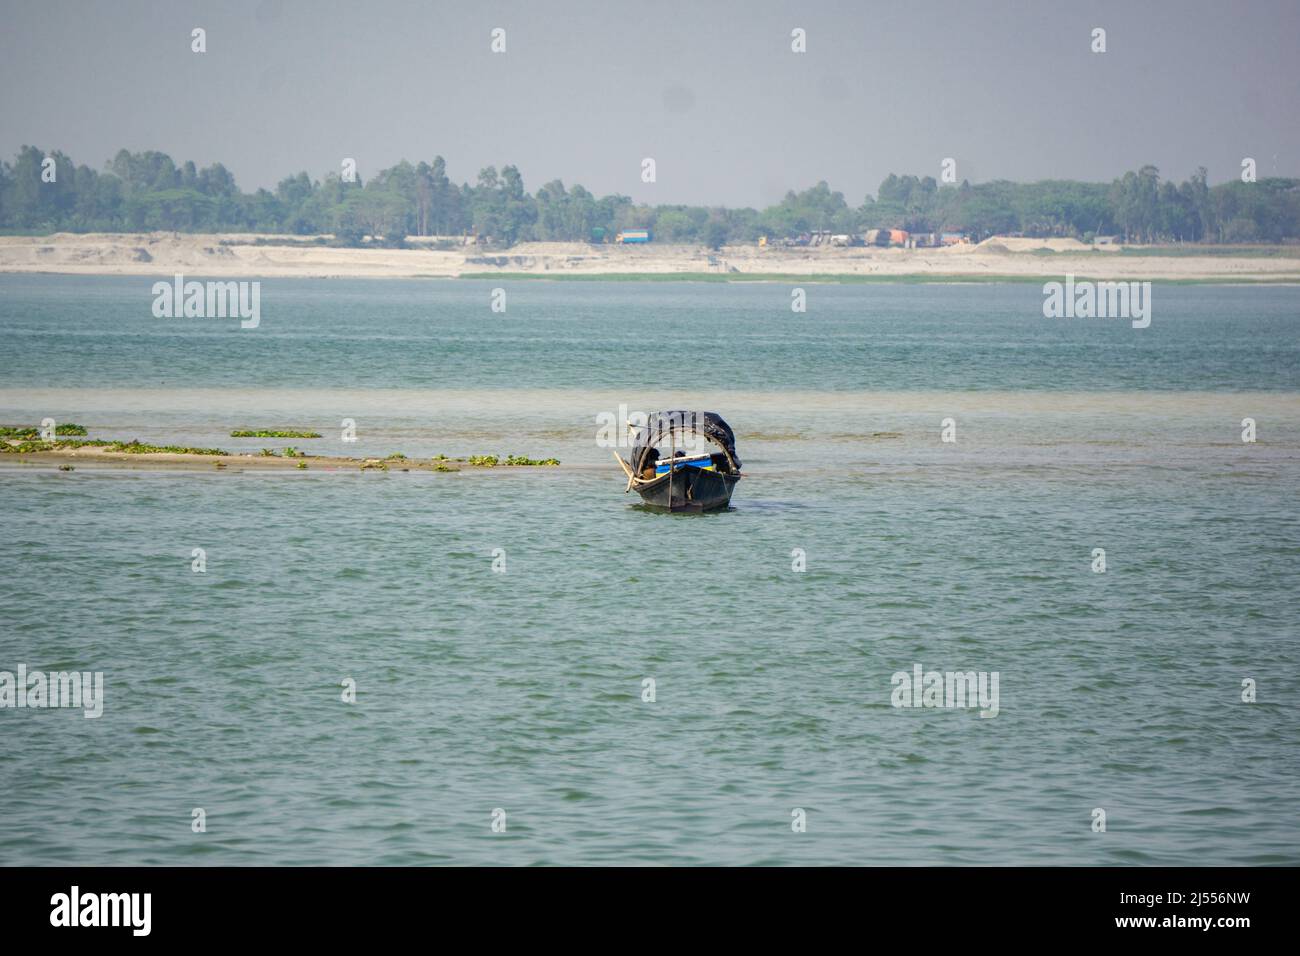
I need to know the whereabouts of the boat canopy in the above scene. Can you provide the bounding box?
[629,411,741,473]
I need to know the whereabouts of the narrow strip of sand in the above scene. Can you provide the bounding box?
[1,233,1297,282]
[0,444,584,474]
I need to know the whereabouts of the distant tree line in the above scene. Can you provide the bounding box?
[1,146,1297,246]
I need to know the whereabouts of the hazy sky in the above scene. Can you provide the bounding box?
[2,0,1297,206]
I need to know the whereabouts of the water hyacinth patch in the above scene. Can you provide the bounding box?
[230,429,322,438]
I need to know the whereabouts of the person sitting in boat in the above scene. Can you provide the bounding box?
[640,447,660,480]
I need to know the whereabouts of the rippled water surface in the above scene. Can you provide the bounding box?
[1,276,1297,864]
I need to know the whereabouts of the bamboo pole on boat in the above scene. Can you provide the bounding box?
[611,450,637,491]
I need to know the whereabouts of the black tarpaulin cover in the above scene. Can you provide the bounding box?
[629,411,741,472]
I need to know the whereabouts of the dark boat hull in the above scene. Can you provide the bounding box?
[633,467,740,513]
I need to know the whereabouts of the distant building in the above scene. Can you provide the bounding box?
[940,232,969,246]
[889,229,910,246]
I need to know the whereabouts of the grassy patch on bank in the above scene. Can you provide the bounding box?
[108,440,229,456]
[459,271,1297,285]
[462,271,1049,284]
[0,423,89,438]
[3,438,231,456]
[2,436,564,467]
[1117,244,1300,258]
[1,439,111,453]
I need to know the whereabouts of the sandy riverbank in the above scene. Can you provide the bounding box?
[0,443,585,474]
[1,232,1297,282]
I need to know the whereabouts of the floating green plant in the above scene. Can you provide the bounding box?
[463,454,560,467]
[230,429,322,438]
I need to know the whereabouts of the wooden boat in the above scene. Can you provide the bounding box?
[613,411,742,513]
